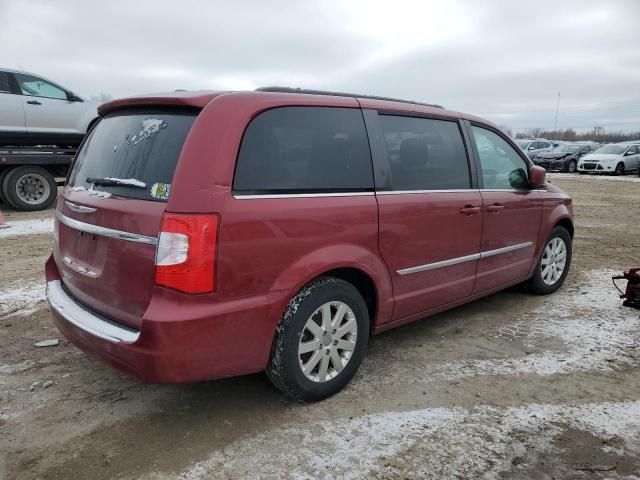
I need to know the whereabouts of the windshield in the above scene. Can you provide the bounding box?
[552,144,580,153]
[515,140,530,149]
[68,108,197,201]
[592,144,626,155]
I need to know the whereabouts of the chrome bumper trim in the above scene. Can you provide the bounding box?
[46,280,140,344]
[397,241,534,275]
[56,211,158,245]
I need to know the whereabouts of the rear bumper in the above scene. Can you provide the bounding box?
[45,255,290,383]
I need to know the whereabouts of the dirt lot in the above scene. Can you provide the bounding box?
[1,174,639,479]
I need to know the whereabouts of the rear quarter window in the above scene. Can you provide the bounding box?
[68,108,197,201]
[233,107,373,194]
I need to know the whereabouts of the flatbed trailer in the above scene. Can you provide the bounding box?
[0,146,75,211]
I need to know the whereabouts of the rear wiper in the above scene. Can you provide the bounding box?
[86,177,146,189]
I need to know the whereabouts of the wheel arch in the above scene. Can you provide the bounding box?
[273,245,395,329]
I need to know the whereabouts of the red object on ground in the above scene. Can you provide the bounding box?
[0,209,8,229]
[613,268,640,309]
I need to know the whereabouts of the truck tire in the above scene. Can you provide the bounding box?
[0,168,9,204]
[2,166,57,211]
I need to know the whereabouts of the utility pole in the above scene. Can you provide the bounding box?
[553,92,560,131]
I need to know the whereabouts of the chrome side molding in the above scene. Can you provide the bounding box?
[397,241,534,275]
[46,280,140,344]
[55,211,158,246]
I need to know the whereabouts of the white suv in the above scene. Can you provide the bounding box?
[0,68,99,147]
[578,142,640,175]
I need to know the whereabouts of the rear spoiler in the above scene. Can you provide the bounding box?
[98,91,223,116]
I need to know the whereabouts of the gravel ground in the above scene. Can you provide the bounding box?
[1,174,639,480]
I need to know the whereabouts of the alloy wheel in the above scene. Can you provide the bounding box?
[541,237,567,285]
[298,301,357,382]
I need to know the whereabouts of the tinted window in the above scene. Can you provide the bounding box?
[472,126,529,190]
[15,73,67,100]
[68,109,197,202]
[233,107,373,194]
[379,115,470,190]
[0,72,12,93]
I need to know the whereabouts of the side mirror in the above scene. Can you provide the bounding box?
[529,165,546,188]
[528,146,536,151]
[67,92,83,102]
[625,150,635,156]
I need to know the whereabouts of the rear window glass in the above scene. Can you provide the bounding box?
[68,109,197,202]
[233,107,373,194]
[379,115,471,190]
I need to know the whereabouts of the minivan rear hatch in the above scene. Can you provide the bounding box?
[55,107,198,329]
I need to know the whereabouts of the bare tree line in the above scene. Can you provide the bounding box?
[502,126,640,143]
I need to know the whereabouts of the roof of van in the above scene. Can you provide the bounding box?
[98,89,496,128]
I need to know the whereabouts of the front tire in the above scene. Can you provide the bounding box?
[266,277,369,402]
[525,226,572,295]
[567,160,577,173]
[614,162,625,176]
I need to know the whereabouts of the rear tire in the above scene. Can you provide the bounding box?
[525,226,572,295]
[266,277,369,402]
[2,166,57,211]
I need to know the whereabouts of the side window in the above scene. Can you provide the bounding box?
[378,115,471,190]
[14,73,68,100]
[233,107,373,194]
[0,72,12,94]
[472,126,529,190]
[540,142,551,149]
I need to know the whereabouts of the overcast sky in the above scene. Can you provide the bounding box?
[1,0,639,132]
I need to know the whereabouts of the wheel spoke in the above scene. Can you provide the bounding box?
[298,339,321,355]
[331,303,347,329]
[304,320,324,339]
[321,304,332,331]
[303,350,322,375]
[336,318,356,339]
[336,338,356,351]
[318,354,330,382]
[542,265,551,280]
[330,349,344,373]
[541,256,551,266]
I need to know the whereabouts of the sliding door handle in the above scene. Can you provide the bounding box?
[460,205,481,215]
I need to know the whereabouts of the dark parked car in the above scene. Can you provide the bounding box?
[46,88,574,401]
[534,143,599,173]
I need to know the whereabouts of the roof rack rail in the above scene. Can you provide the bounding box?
[255,86,444,109]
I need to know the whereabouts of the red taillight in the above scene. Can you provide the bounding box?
[155,213,219,294]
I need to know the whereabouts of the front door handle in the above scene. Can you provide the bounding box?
[487,203,505,214]
[26,100,42,105]
[460,205,481,215]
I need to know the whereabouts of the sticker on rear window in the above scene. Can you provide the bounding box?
[150,182,171,200]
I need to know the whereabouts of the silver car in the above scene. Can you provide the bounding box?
[515,138,555,159]
[0,68,98,147]
[578,142,640,175]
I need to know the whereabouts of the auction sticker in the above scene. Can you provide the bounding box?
[150,182,171,200]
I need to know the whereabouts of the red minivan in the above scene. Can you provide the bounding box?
[46,88,574,401]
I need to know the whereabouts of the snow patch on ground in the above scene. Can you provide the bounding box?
[177,408,463,480]
[409,269,640,382]
[175,401,640,480]
[0,218,53,237]
[0,283,46,316]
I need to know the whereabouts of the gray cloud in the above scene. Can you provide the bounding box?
[1,0,638,131]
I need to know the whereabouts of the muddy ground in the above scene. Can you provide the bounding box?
[1,174,639,479]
